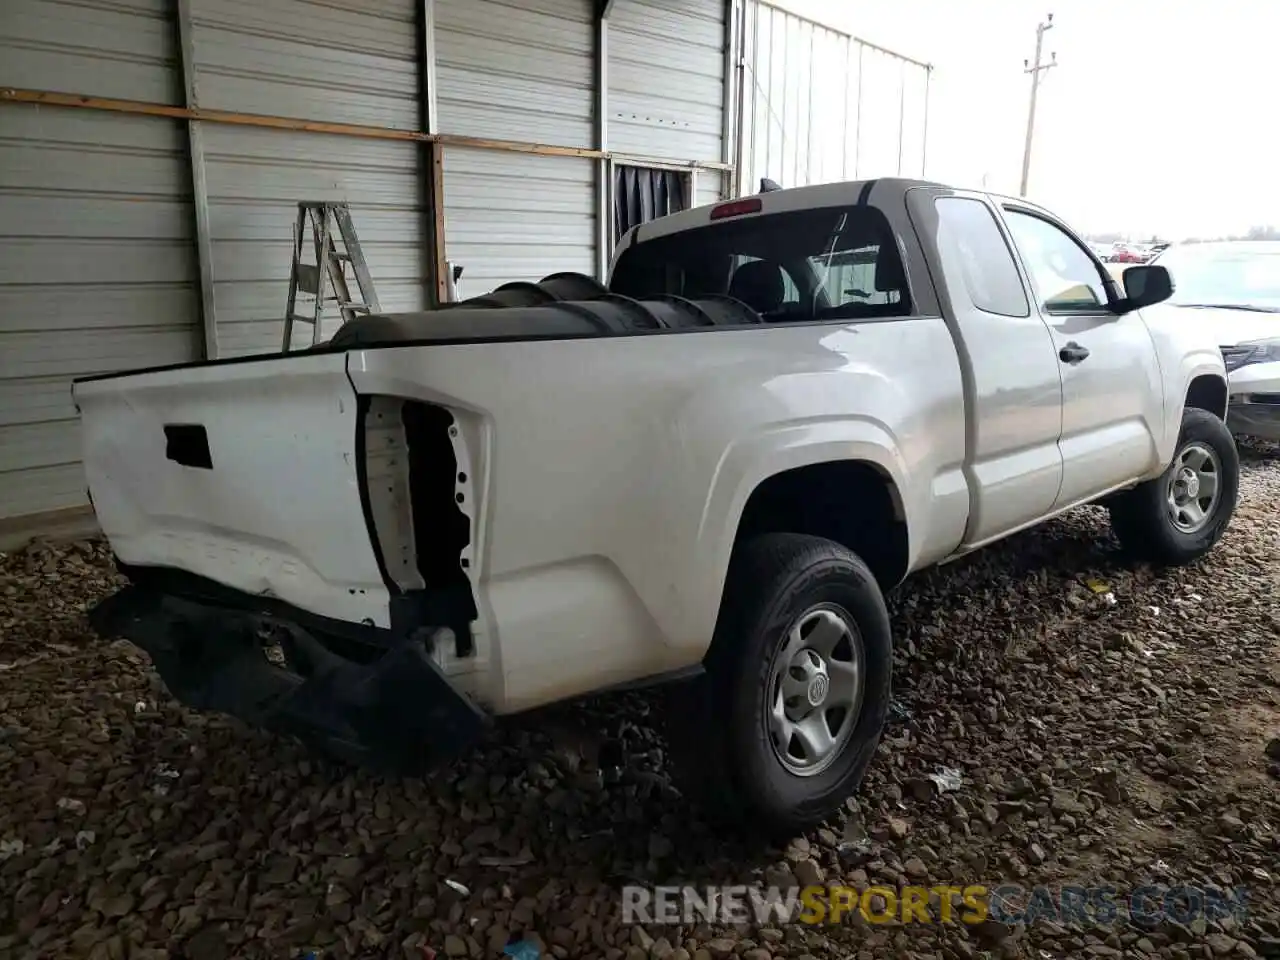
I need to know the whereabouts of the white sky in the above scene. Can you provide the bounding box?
[771,0,1279,240]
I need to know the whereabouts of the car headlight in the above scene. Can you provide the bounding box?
[1221,339,1280,372]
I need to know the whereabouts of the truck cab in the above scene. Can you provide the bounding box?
[606,178,1228,551]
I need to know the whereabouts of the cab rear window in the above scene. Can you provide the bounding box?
[609,205,912,323]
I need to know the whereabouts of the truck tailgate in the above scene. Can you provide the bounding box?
[72,352,392,628]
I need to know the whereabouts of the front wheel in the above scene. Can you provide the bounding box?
[667,533,893,836]
[1108,407,1239,565]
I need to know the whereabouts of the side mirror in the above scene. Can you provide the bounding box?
[1116,264,1173,313]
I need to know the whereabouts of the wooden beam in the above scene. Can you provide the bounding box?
[176,0,219,360]
[419,0,442,306]
[609,153,732,173]
[0,88,739,169]
[428,145,449,307]
[0,505,98,551]
[0,88,429,141]
[434,133,603,159]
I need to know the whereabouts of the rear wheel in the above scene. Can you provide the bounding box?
[1108,408,1239,565]
[668,533,892,836]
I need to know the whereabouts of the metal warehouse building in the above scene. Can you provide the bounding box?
[0,0,930,545]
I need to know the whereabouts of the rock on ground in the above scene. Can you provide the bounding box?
[2,443,1279,959]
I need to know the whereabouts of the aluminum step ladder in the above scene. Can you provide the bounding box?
[282,202,380,351]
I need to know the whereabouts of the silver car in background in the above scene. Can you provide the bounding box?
[1148,241,1280,440]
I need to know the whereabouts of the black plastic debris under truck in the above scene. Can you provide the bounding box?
[90,564,488,774]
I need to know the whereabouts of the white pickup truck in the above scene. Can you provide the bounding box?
[75,178,1237,833]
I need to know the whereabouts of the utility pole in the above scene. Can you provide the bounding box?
[1019,13,1057,197]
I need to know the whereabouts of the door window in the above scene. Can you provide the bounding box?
[1003,209,1109,313]
[935,197,1030,317]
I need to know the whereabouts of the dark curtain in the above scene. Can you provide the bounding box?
[613,166,689,243]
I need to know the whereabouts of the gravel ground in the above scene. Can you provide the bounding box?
[2,445,1278,960]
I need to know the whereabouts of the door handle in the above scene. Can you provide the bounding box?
[1059,342,1090,364]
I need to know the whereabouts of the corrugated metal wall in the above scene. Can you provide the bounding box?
[697,172,728,210]
[435,0,597,291]
[740,2,931,191]
[190,0,428,354]
[0,0,743,534]
[443,150,597,294]
[0,1,201,519]
[608,0,727,164]
[433,0,729,290]
[2,0,181,103]
[436,0,594,145]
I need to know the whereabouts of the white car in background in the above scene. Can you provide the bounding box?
[1148,241,1280,440]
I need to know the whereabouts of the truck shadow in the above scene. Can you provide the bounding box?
[1236,435,1280,465]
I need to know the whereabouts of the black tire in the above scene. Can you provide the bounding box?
[667,533,892,836]
[1108,407,1239,565]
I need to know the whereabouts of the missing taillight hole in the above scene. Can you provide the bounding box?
[403,401,476,657]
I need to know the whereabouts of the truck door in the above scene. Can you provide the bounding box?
[919,191,1065,545]
[998,206,1165,507]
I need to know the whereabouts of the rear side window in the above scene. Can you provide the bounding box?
[935,197,1030,318]
[609,205,913,323]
